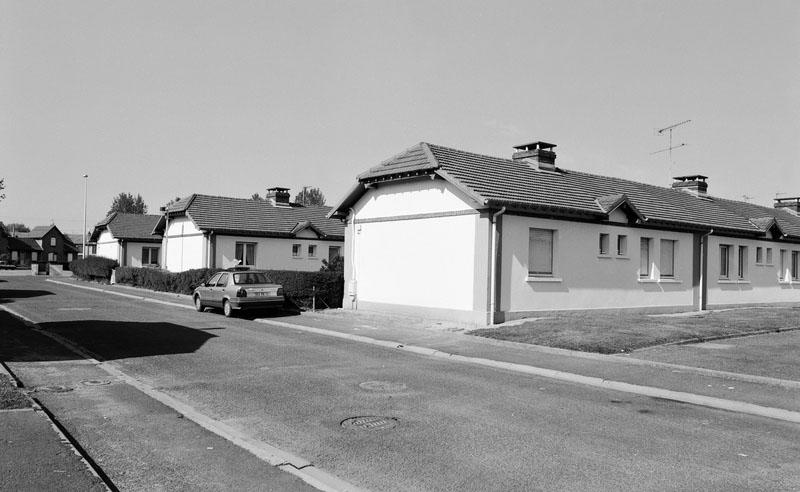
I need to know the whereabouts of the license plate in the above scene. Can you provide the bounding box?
[253,292,268,297]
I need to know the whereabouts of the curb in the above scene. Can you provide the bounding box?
[44,280,800,423]
[1,304,362,492]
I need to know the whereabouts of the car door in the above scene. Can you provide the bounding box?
[201,273,222,307]
[211,273,230,307]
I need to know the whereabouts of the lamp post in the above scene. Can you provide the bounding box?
[82,174,88,258]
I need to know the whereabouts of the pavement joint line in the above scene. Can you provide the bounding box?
[0,407,36,413]
[252,318,800,424]
[0,304,362,492]
[43,280,800,422]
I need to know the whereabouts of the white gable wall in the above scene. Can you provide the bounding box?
[164,217,206,272]
[95,230,120,261]
[501,215,696,315]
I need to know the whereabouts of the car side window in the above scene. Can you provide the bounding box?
[206,273,222,286]
[216,273,229,286]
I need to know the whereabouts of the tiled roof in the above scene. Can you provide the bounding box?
[17,238,42,251]
[17,225,56,239]
[163,194,344,239]
[331,142,800,238]
[90,213,162,242]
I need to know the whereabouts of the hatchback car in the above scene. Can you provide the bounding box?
[193,269,284,317]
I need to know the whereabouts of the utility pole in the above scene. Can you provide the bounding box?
[82,174,88,258]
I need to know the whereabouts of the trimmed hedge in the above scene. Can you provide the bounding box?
[113,267,344,308]
[69,256,119,281]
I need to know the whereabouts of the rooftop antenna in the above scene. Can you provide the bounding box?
[651,119,691,178]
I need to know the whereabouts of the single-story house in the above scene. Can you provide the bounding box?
[0,227,36,266]
[328,141,800,324]
[14,225,78,266]
[153,187,345,272]
[89,213,164,267]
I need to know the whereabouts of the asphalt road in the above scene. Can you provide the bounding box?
[2,276,799,491]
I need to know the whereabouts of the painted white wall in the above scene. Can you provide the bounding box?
[500,215,695,314]
[215,235,342,272]
[353,178,479,219]
[95,230,120,261]
[706,236,800,305]
[125,242,160,268]
[164,217,205,272]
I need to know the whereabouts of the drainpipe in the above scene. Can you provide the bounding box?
[699,228,714,311]
[489,207,506,324]
[348,207,357,310]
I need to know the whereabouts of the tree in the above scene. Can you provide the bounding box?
[319,254,344,273]
[0,178,5,202]
[251,193,264,201]
[107,193,148,215]
[294,187,326,207]
[3,223,29,233]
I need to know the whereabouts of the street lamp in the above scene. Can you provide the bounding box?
[82,174,88,258]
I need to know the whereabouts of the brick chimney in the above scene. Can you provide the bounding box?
[672,175,708,196]
[266,187,291,207]
[774,196,800,215]
[512,141,557,171]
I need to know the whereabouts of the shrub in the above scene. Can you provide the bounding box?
[70,256,119,281]
[114,267,219,295]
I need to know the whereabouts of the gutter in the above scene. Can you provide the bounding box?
[489,207,506,324]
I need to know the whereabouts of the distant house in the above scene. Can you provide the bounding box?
[0,227,36,266]
[329,141,800,324]
[14,225,79,266]
[153,188,345,272]
[89,213,164,267]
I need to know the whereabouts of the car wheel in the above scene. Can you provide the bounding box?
[223,300,233,317]
[194,295,204,312]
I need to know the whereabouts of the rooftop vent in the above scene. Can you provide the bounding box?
[672,175,708,196]
[266,187,291,207]
[774,196,800,215]
[512,141,557,171]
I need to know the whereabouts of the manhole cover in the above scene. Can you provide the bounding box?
[358,381,407,392]
[341,416,398,431]
[81,380,111,386]
[33,385,73,393]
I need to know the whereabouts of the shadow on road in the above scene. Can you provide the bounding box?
[0,311,219,363]
[0,288,54,304]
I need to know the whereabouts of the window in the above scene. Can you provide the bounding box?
[48,252,57,262]
[11,251,18,261]
[737,246,748,279]
[206,273,222,286]
[292,244,301,258]
[50,237,56,247]
[766,248,773,265]
[780,249,787,280]
[32,252,38,262]
[793,252,800,281]
[660,240,676,278]
[308,245,317,258]
[617,235,628,256]
[235,242,256,266]
[598,233,610,255]
[639,238,651,278]
[216,273,229,286]
[142,247,159,266]
[529,228,554,275]
[756,247,763,264]
[328,246,341,262]
[67,253,73,262]
[720,245,731,279]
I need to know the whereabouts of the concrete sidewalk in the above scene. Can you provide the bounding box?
[47,277,800,421]
[0,366,108,491]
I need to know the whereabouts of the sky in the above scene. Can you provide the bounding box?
[1,0,798,234]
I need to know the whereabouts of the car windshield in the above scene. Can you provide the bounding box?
[233,272,272,285]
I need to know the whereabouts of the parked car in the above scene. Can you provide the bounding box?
[193,269,284,317]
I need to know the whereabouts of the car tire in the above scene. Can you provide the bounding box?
[194,295,204,312]
[223,300,233,317]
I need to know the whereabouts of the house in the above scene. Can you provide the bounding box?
[328,141,800,324]
[0,227,36,266]
[14,225,79,267]
[153,187,345,272]
[89,213,164,267]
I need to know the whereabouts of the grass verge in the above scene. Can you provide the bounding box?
[0,373,31,410]
[469,305,800,354]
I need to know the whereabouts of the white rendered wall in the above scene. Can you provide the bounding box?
[125,242,159,268]
[346,179,480,313]
[164,217,205,272]
[95,230,120,261]
[706,236,800,305]
[501,215,695,314]
[215,235,342,272]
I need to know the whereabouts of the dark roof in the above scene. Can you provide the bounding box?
[159,194,344,239]
[17,238,43,251]
[17,225,57,239]
[90,213,163,242]
[329,142,800,239]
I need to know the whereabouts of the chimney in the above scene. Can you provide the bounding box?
[672,175,708,196]
[512,141,557,171]
[266,187,291,207]
[774,196,800,215]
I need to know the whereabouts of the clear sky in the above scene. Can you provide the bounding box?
[1,0,798,234]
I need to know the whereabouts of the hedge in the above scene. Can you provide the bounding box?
[69,256,119,281]
[113,267,344,308]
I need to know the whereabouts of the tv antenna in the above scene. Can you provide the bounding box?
[651,119,691,162]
